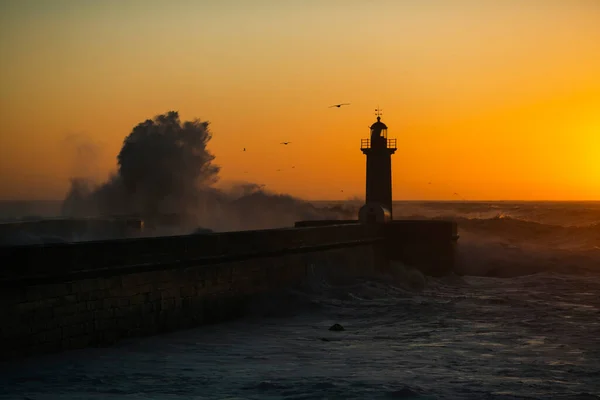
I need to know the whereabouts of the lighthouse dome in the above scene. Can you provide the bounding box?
[370,116,387,130]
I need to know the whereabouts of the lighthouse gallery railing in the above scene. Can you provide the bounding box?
[360,138,397,150]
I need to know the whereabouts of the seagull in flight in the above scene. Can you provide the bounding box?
[280,142,291,145]
[329,103,350,108]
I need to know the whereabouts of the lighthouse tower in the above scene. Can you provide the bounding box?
[359,109,397,221]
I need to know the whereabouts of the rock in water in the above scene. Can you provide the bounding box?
[328,323,344,331]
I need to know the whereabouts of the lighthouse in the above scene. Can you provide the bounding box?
[296,108,458,277]
[359,109,397,222]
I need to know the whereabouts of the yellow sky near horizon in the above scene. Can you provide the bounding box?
[1,0,599,201]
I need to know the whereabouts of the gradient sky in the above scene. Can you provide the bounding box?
[1,0,599,201]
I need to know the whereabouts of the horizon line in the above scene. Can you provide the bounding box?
[1,198,600,203]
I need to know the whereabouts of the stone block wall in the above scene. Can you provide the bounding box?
[0,224,385,360]
[0,224,383,281]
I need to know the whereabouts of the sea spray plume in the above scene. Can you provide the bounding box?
[60,111,356,236]
[116,111,219,217]
[219,182,267,199]
[61,177,96,217]
[229,190,328,230]
[62,111,219,225]
[321,197,362,218]
[60,134,106,217]
[62,133,105,181]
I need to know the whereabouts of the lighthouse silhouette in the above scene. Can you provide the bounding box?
[359,108,397,222]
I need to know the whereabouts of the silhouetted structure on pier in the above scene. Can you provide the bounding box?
[360,109,397,221]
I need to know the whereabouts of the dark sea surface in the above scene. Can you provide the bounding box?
[1,201,599,399]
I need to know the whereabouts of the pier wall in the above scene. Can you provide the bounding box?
[296,219,459,276]
[0,224,386,360]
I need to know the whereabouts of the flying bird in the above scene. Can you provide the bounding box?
[280,142,291,145]
[329,103,350,108]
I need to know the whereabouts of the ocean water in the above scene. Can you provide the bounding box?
[1,201,600,399]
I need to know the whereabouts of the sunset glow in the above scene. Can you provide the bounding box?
[1,0,599,201]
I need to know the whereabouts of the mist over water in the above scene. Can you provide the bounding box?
[386,201,600,278]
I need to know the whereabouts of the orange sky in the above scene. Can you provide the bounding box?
[1,0,599,201]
